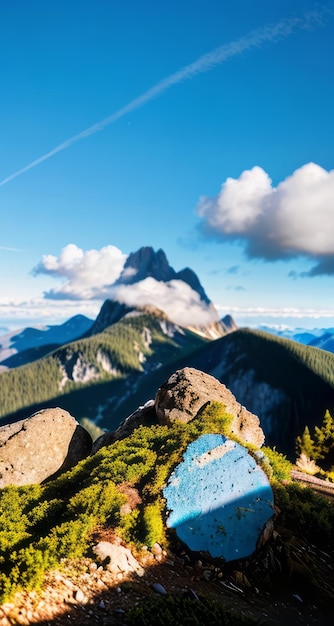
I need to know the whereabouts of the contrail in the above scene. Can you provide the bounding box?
[0,246,24,252]
[0,8,328,188]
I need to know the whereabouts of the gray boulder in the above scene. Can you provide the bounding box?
[155,367,265,448]
[0,407,92,487]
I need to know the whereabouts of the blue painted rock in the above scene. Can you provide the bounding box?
[163,434,274,562]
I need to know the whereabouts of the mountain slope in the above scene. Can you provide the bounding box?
[0,308,208,428]
[97,328,334,459]
[186,328,334,457]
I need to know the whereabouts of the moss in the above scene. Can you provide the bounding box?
[261,447,292,482]
[274,482,334,550]
[0,404,238,602]
[142,500,165,548]
[196,401,234,437]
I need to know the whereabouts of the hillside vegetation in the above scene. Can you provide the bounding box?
[0,400,333,611]
[0,402,240,602]
[0,312,207,426]
[92,326,334,457]
[231,328,334,388]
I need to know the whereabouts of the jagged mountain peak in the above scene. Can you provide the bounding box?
[221,315,238,332]
[116,246,211,305]
[91,246,231,339]
[89,300,173,336]
[117,246,175,285]
[175,267,210,304]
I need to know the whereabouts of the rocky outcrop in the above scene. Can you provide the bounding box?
[0,408,92,487]
[155,367,265,448]
[221,314,238,333]
[92,400,156,453]
[89,300,134,335]
[93,368,264,453]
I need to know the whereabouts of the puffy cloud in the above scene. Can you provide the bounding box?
[197,163,334,273]
[111,278,218,327]
[198,166,271,235]
[33,244,127,299]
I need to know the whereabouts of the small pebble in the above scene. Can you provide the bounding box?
[152,582,167,595]
[74,589,87,604]
[292,594,303,603]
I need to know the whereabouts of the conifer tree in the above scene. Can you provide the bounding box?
[296,425,315,459]
[313,410,334,469]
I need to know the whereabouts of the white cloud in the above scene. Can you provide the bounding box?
[111,278,218,327]
[216,304,334,320]
[198,163,334,273]
[198,166,271,235]
[215,303,334,329]
[0,296,100,330]
[33,244,127,299]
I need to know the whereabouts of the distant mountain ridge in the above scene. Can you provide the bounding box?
[259,325,334,354]
[0,315,93,369]
[1,245,334,461]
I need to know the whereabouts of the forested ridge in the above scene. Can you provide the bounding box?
[0,312,207,424]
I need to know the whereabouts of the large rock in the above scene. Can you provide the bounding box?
[0,408,92,487]
[155,367,264,448]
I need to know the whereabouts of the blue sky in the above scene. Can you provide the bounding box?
[1,0,334,332]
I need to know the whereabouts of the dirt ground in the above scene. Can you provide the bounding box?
[0,525,332,626]
[1,475,333,626]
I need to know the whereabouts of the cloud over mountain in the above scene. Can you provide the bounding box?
[197,163,334,275]
[110,278,217,327]
[32,245,218,328]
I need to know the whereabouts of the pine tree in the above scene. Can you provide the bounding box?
[296,425,315,459]
[313,410,334,469]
